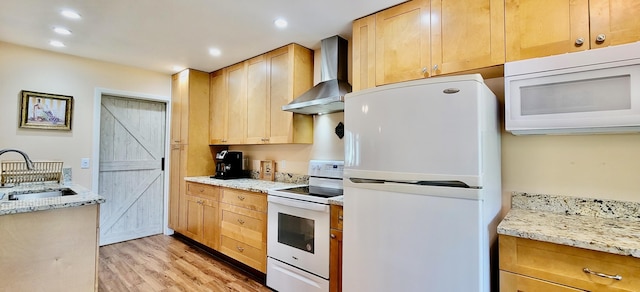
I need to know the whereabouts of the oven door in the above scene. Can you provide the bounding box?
[267,195,330,279]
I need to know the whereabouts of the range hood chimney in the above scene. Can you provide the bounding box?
[282,35,351,115]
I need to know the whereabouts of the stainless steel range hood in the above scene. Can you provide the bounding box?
[282,35,351,115]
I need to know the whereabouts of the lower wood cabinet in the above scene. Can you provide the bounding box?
[182,182,220,249]
[179,182,267,273]
[330,205,344,292]
[499,235,640,292]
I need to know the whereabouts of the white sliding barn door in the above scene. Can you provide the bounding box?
[99,95,166,245]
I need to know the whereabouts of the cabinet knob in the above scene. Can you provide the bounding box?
[330,234,336,239]
[595,34,606,43]
[237,195,245,201]
[236,246,244,252]
[338,215,343,221]
[433,64,439,72]
[575,38,584,46]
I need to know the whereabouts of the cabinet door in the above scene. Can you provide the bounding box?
[431,0,504,75]
[168,144,183,231]
[202,200,219,249]
[225,62,247,144]
[209,69,228,144]
[589,0,640,48]
[375,0,430,86]
[182,194,204,241]
[171,71,190,144]
[267,46,293,144]
[505,0,590,61]
[246,55,269,144]
[352,15,376,91]
[500,271,585,292]
[329,229,343,292]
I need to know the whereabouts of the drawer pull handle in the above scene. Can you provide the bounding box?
[583,268,622,281]
[237,195,245,201]
[236,246,244,252]
[237,219,245,225]
[338,215,343,221]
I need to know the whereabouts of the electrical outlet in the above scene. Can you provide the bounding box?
[81,158,90,169]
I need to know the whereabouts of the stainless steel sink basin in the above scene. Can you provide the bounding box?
[6,188,77,201]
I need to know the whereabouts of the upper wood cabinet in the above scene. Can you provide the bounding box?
[170,69,210,144]
[352,15,376,92]
[374,0,431,86]
[210,43,314,145]
[266,44,313,144]
[505,0,640,62]
[431,0,505,75]
[354,0,505,90]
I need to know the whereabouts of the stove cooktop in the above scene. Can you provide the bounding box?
[276,185,343,199]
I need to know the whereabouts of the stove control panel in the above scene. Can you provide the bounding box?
[308,160,344,179]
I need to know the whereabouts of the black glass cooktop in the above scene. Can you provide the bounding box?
[277,185,343,198]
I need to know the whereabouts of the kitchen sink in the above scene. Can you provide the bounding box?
[6,188,77,201]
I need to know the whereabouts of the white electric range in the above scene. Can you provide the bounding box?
[266,160,344,292]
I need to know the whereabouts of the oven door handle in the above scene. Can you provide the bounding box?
[268,195,330,213]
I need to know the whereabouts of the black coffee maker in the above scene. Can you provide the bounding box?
[213,150,244,179]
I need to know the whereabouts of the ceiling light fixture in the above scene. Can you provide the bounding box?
[209,48,221,57]
[53,27,72,35]
[61,9,81,19]
[50,40,65,47]
[274,18,288,29]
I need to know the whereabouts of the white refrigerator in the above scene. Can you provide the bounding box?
[342,74,501,292]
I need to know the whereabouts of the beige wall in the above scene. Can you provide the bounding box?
[0,41,170,188]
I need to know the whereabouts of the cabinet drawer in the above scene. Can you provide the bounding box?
[220,203,266,249]
[221,188,266,212]
[330,205,343,230]
[220,235,266,272]
[499,235,640,291]
[500,271,585,291]
[186,182,219,200]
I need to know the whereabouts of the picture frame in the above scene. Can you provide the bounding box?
[260,160,275,181]
[19,90,73,131]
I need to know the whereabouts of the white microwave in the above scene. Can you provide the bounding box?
[505,42,640,135]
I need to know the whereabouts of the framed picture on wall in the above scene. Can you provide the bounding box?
[260,160,275,181]
[19,90,73,130]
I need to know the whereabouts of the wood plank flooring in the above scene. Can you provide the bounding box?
[98,235,272,292]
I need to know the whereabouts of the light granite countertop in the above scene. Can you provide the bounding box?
[328,195,343,206]
[0,182,105,216]
[498,193,640,258]
[185,176,306,193]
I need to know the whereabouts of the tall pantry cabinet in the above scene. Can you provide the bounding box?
[169,69,216,232]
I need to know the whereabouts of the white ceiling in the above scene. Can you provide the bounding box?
[0,0,405,74]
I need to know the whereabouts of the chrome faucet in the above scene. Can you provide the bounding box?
[0,149,35,170]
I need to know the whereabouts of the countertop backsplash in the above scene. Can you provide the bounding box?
[512,192,640,222]
[248,170,309,185]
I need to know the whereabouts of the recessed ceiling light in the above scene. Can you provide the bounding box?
[61,9,81,19]
[53,27,72,35]
[209,48,221,57]
[274,18,288,29]
[50,40,65,47]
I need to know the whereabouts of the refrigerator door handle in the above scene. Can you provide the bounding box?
[349,177,472,189]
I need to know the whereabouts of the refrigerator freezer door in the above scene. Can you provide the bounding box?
[343,186,484,292]
[344,76,488,186]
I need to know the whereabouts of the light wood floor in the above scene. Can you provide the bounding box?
[98,235,272,292]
